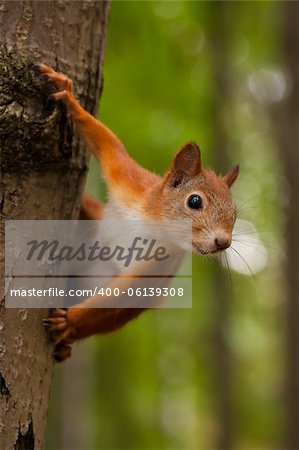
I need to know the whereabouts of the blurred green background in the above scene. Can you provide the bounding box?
[46,1,298,449]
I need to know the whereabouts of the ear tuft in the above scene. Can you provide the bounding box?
[223,164,239,188]
[168,142,202,188]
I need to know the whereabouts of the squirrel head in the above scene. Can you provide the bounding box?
[158,142,239,255]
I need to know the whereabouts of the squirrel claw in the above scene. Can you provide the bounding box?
[43,316,67,332]
[43,318,51,329]
[43,309,69,341]
[49,90,68,102]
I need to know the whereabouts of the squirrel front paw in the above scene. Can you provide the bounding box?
[43,308,76,362]
[37,63,73,101]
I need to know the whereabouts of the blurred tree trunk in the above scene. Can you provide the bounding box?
[0,1,109,449]
[210,2,234,449]
[279,2,299,448]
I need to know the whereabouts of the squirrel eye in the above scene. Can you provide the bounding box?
[187,194,203,210]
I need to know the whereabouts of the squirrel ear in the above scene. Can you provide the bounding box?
[223,165,239,188]
[168,142,202,188]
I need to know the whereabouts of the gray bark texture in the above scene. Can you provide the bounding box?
[0,1,110,449]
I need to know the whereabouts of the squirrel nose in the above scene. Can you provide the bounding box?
[215,236,231,251]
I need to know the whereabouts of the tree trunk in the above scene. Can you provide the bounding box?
[0,1,109,449]
[279,2,299,448]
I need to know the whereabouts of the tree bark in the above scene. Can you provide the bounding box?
[0,1,109,449]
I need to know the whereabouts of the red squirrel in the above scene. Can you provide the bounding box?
[39,64,239,362]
